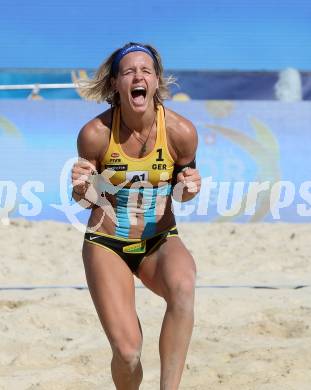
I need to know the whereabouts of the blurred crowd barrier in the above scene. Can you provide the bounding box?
[0,69,311,100]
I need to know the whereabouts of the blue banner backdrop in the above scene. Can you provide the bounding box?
[0,100,310,224]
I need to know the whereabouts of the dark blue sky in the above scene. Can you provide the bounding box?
[1,0,310,70]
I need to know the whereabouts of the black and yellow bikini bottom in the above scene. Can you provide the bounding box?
[84,226,178,273]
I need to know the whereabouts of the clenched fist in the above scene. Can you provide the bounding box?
[173,167,201,201]
[71,158,96,196]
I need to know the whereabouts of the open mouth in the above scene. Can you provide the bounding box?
[131,86,147,104]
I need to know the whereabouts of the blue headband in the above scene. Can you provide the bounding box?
[112,45,155,75]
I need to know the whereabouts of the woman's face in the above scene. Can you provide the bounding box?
[113,51,159,113]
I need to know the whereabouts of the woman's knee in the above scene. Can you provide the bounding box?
[112,338,142,369]
[163,269,196,310]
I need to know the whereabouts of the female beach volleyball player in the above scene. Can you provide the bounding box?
[71,42,201,390]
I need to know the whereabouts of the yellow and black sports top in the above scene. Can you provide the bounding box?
[101,104,174,186]
[98,105,175,239]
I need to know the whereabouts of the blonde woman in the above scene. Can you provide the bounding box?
[71,42,201,390]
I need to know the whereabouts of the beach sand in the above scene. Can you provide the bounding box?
[1,220,311,389]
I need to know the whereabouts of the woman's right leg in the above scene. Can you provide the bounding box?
[83,241,143,390]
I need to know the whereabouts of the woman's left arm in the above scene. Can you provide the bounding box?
[170,117,201,202]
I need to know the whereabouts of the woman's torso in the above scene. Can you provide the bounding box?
[88,105,176,239]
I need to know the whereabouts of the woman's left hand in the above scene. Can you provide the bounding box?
[174,168,201,201]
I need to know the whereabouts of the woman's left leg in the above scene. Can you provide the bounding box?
[137,236,196,390]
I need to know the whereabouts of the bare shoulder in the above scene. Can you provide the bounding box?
[77,108,112,160]
[78,108,112,144]
[164,107,198,163]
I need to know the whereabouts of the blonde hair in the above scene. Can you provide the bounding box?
[77,42,176,105]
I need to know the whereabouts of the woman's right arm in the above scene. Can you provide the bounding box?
[71,117,109,206]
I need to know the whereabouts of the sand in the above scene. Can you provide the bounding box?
[1,220,311,389]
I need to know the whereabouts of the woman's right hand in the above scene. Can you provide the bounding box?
[71,158,96,196]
